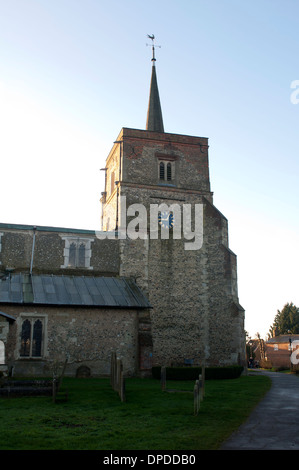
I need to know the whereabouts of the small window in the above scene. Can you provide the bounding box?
[158,160,174,182]
[68,242,85,268]
[274,344,278,351]
[61,237,94,270]
[20,318,44,358]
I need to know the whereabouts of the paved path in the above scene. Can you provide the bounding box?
[220,370,299,450]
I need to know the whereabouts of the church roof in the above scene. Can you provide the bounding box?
[0,273,151,309]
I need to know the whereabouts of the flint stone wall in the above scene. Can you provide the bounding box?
[3,304,140,377]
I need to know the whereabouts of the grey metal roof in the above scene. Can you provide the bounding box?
[0,274,151,309]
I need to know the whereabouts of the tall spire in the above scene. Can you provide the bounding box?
[146,35,164,133]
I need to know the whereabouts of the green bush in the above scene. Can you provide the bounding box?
[152,365,244,380]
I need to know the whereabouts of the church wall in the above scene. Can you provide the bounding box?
[2,305,140,377]
[0,224,119,276]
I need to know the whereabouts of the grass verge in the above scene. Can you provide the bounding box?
[0,374,271,450]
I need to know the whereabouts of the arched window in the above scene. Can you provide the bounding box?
[158,160,174,182]
[20,319,31,357]
[20,318,44,358]
[32,320,42,357]
[0,340,5,364]
[159,162,165,180]
[167,162,172,181]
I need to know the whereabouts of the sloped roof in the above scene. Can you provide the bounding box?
[0,310,16,323]
[267,335,299,344]
[0,273,151,309]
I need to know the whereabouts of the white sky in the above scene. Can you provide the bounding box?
[0,0,299,340]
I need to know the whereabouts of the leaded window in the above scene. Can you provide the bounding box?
[20,318,43,358]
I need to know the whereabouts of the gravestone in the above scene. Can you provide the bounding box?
[76,365,91,378]
[110,352,126,402]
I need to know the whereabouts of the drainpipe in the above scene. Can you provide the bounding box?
[30,226,36,275]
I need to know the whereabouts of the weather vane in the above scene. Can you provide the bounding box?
[146,34,161,62]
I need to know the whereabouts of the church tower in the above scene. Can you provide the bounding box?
[100,38,245,370]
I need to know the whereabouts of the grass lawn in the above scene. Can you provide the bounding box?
[0,374,271,450]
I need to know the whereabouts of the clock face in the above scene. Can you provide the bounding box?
[158,211,174,229]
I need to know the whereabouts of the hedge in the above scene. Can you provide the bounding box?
[152,366,244,381]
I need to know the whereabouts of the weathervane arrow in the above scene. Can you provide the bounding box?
[146,34,161,62]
